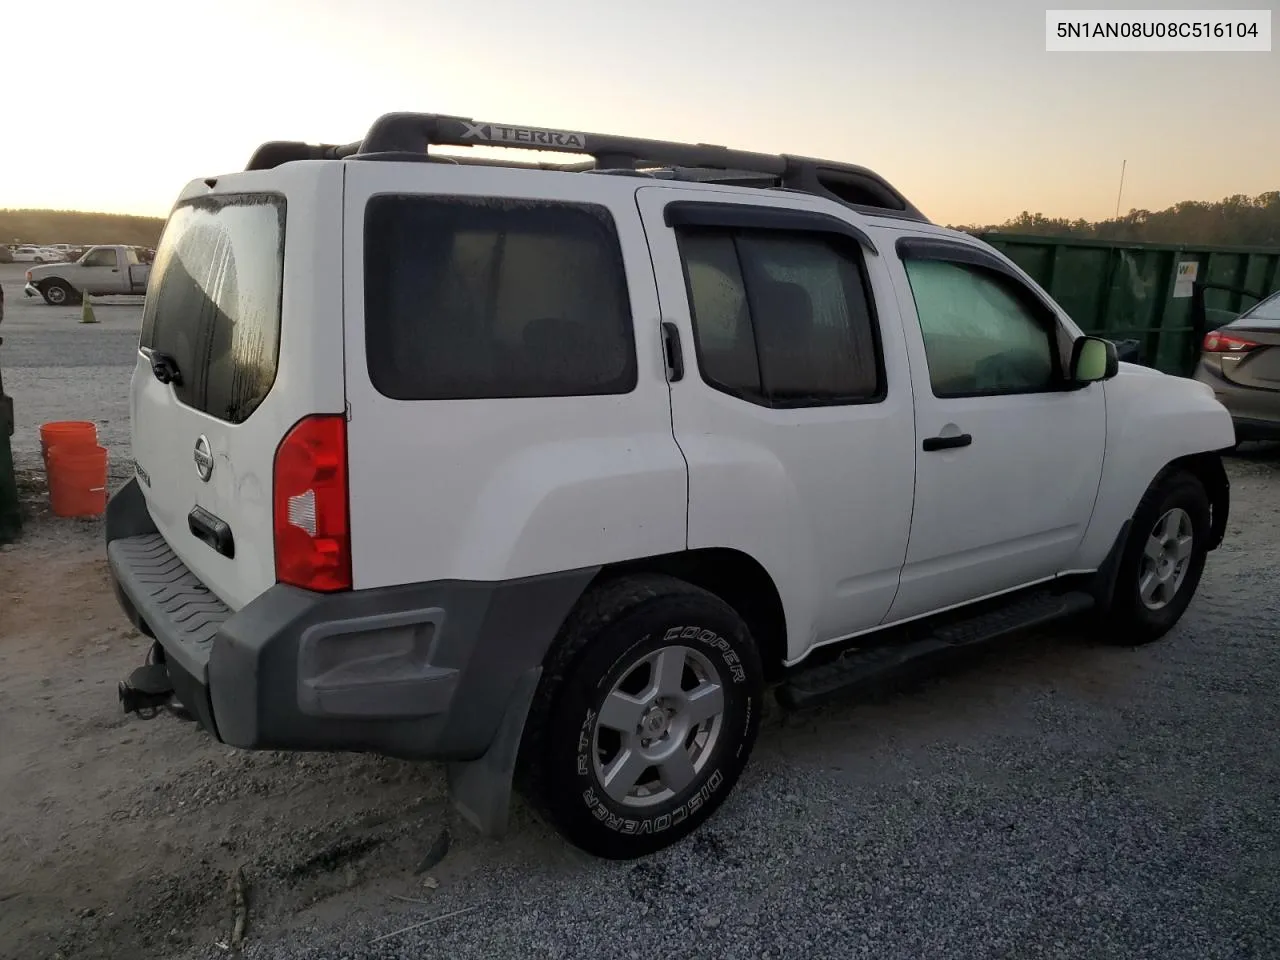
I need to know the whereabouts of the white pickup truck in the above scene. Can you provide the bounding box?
[24,244,151,305]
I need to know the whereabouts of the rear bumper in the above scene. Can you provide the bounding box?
[1193,364,1280,441]
[105,478,595,761]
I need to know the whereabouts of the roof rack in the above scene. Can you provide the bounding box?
[245,112,929,223]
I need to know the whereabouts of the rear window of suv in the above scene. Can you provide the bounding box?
[139,193,286,424]
[363,195,636,400]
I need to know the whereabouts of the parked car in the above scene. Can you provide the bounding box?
[10,246,64,263]
[1193,289,1280,442]
[23,244,152,305]
[105,111,1235,861]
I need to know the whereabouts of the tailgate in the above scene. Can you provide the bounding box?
[129,169,346,610]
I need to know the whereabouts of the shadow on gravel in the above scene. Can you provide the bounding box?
[6,453,1276,960]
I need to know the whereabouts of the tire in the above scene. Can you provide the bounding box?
[41,280,77,306]
[518,574,764,859]
[1102,469,1211,645]
[34,256,44,263]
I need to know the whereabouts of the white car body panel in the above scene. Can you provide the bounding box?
[872,226,1108,621]
[340,163,688,588]
[1069,363,1234,570]
[636,185,918,660]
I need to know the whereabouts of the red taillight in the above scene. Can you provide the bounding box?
[1202,331,1259,353]
[273,414,351,592]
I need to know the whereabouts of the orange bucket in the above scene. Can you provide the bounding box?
[40,421,98,467]
[47,444,109,518]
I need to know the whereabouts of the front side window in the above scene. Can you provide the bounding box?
[677,226,883,406]
[902,258,1058,397]
[82,249,116,267]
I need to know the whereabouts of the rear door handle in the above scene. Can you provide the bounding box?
[922,433,972,452]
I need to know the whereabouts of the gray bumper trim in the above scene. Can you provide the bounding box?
[107,533,229,684]
[105,478,598,761]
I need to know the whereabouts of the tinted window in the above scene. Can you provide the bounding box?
[82,248,116,267]
[678,227,882,406]
[902,258,1057,397]
[678,233,759,395]
[1233,290,1280,327]
[139,194,286,424]
[364,196,636,401]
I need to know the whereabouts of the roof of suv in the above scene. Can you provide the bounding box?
[242,111,932,226]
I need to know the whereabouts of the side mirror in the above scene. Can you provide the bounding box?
[1070,336,1119,383]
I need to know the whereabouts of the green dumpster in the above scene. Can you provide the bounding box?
[977,233,1280,377]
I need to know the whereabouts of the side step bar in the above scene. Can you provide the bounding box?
[777,589,1095,711]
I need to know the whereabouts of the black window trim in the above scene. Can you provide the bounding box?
[673,217,889,411]
[362,192,639,402]
[665,200,878,256]
[894,235,1076,400]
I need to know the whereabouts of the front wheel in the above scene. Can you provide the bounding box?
[519,574,764,859]
[1102,469,1211,645]
[41,280,78,306]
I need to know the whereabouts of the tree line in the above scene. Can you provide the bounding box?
[5,190,1279,254]
[952,191,1280,248]
[1,209,165,249]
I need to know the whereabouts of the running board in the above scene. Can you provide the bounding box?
[777,589,1095,711]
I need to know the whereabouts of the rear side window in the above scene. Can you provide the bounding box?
[363,196,636,400]
[139,194,285,424]
[676,227,883,406]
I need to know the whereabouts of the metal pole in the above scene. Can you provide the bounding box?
[1114,159,1127,220]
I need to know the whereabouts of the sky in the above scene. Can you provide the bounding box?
[1,0,1275,226]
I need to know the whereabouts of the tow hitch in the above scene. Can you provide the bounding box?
[118,644,190,720]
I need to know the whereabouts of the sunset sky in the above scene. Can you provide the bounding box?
[1,0,1275,226]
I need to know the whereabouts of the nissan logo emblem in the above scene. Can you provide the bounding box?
[194,435,214,482]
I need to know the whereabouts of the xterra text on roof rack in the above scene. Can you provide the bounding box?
[106,112,1233,859]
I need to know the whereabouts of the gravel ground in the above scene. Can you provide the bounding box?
[2,261,1278,960]
[1,263,137,483]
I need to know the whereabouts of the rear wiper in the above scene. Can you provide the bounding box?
[142,348,183,386]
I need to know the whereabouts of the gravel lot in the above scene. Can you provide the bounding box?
[2,259,1278,960]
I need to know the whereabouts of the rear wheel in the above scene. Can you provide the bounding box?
[1102,469,1211,645]
[519,574,764,859]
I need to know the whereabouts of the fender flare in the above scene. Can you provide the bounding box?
[1088,451,1230,608]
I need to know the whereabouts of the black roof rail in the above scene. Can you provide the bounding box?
[244,112,929,222]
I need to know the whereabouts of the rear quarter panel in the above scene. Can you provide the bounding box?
[341,164,688,587]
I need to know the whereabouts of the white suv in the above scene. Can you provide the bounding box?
[106,112,1234,860]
